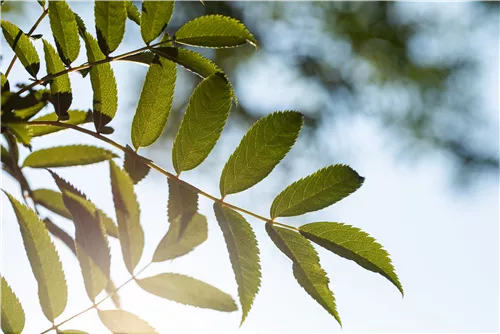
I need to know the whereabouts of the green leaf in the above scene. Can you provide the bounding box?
[132,56,176,149]
[299,222,403,295]
[48,1,80,65]
[3,89,49,119]
[123,145,150,184]
[220,111,303,196]
[42,39,72,120]
[109,160,144,274]
[82,31,118,132]
[4,122,32,148]
[30,110,91,137]
[1,72,9,91]
[95,1,126,55]
[32,188,118,238]
[1,20,40,77]
[136,273,237,312]
[51,172,111,301]
[266,224,341,326]
[23,145,117,168]
[172,73,232,174]
[126,1,141,25]
[3,191,68,322]
[175,15,257,49]
[152,47,219,78]
[140,1,174,44]
[38,0,46,8]
[213,204,261,324]
[1,276,25,334]
[270,164,364,219]
[98,310,158,334]
[153,213,207,262]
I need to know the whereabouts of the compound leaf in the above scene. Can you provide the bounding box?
[299,222,403,295]
[1,276,25,334]
[23,145,117,168]
[136,273,237,312]
[48,1,80,65]
[132,56,176,149]
[175,15,257,48]
[3,191,68,322]
[220,111,303,196]
[140,1,174,44]
[126,1,141,25]
[1,20,40,77]
[172,73,232,174]
[95,1,127,55]
[266,224,341,326]
[213,203,261,324]
[30,110,91,137]
[98,310,157,334]
[270,164,364,219]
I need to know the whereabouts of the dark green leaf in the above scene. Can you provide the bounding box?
[38,0,46,7]
[172,73,232,174]
[51,172,111,301]
[29,110,92,137]
[23,145,117,168]
[123,145,150,184]
[109,160,144,274]
[82,31,118,132]
[136,273,237,312]
[175,15,257,49]
[126,1,141,25]
[152,47,219,78]
[98,310,158,334]
[220,111,303,196]
[153,213,207,262]
[95,1,126,55]
[1,276,25,334]
[213,203,261,324]
[1,20,40,77]
[140,1,174,44]
[42,39,72,120]
[1,72,9,91]
[132,56,176,149]
[270,164,364,219]
[48,1,80,65]
[299,222,403,295]
[3,191,68,322]
[3,89,49,119]
[266,224,341,325]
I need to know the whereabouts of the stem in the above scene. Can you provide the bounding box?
[26,121,299,232]
[5,8,48,78]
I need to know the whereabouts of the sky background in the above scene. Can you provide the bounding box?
[1,1,499,333]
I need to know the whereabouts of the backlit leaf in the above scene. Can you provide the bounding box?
[1,72,9,91]
[153,213,207,262]
[30,110,91,137]
[213,203,261,324]
[220,111,303,196]
[126,1,141,25]
[95,1,126,55]
[167,178,198,233]
[23,145,117,168]
[172,73,232,174]
[175,15,257,48]
[152,47,219,78]
[98,310,157,334]
[48,1,80,65]
[42,39,72,120]
[266,224,341,325]
[109,160,144,274]
[299,222,403,295]
[140,1,174,44]
[3,191,68,322]
[1,20,40,77]
[136,273,237,312]
[132,56,176,149]
[1,276,25,334]
[4,122,32,148]
[270,164,364,219]
[123,145,150,184]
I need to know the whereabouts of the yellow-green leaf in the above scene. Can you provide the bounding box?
[132,56,176,149]
[123,145,150,184]
[1,276,25,334]
[48,1,80,65]
[172,73,232,174]
[151,47,219,78]
[109,160,144,274]
[1,72,9,91]
[95,1,126,55]
[42,39,72,120]
[220,111,303,196]
[270,164,364,219]
[98,310,158,334]
[23,145,117,168]
[213,204,261,324]
[153,213,207,262]
[136,273,237,312]
[1,20,40,77]
[266,224,341,326]
[299,222,403,295]
[30,110,91,137]
[140,1,174,44]
[126,1,141,25]
[4,122,32,148]
[175,15,257,48]
[3,191,68,322]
